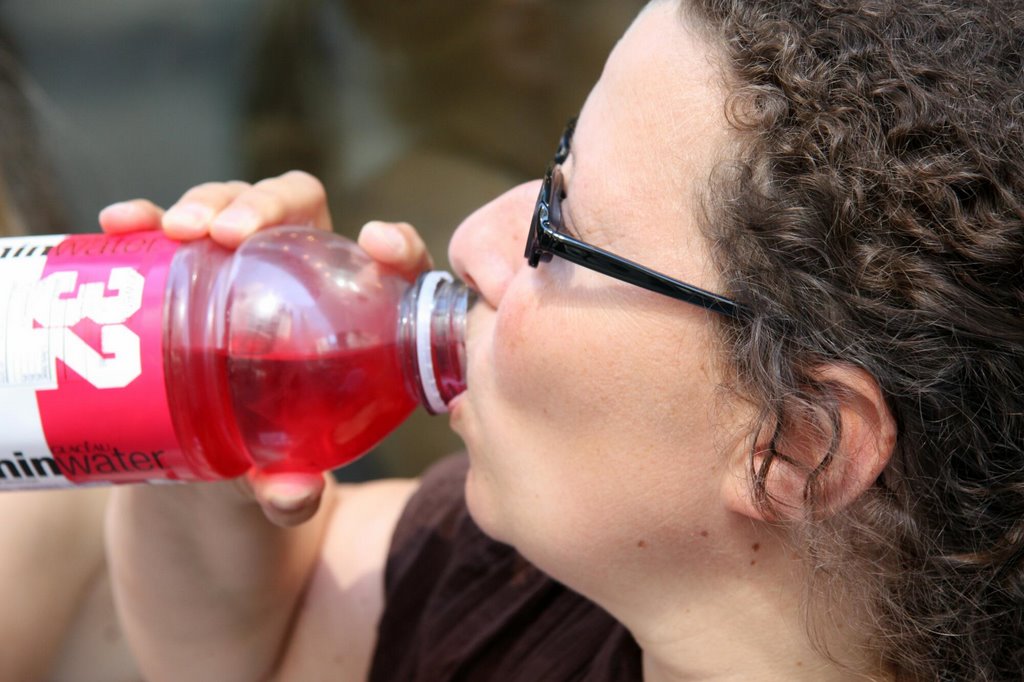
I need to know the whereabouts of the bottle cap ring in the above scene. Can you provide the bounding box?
[416,271,453,414]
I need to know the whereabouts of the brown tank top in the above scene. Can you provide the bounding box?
[368,455,642,681]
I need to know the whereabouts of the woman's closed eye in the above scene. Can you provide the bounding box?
[552,172,583,240]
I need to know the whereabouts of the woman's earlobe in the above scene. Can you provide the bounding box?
[722,365,897,522]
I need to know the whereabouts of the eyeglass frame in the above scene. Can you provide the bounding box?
[525,118,745,319]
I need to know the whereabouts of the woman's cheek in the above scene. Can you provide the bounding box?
[489,284,544,403]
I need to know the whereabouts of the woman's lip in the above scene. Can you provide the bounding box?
[447,393,464,415]
[447,393,468,433]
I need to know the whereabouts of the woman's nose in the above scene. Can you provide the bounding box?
[448,180,541,308]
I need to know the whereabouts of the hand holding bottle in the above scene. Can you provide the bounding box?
[98,171,435,527]
[99,169,431,276]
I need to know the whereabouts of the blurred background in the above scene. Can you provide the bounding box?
[0,0,644,479]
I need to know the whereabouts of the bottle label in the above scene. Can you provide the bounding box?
[0,233,184,489]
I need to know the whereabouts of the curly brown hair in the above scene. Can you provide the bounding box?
[685,0,1024,679]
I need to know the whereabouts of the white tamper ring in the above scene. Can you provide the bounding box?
[416,271,453,414]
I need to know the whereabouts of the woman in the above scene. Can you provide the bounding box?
[101,0,1024,679]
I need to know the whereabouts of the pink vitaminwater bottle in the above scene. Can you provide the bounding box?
[0,227,471,489]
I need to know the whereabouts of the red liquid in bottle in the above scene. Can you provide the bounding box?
[164,345,248,480]
[227,344,416,474]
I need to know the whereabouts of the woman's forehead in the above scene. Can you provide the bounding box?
[572,2,730,223]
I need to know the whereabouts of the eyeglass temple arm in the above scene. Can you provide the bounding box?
[543,230,744,318]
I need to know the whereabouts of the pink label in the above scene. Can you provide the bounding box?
[34,233,185,484]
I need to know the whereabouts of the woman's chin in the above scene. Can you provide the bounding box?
[463,463,508,544]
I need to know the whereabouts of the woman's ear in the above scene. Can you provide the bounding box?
[722,364,896,521]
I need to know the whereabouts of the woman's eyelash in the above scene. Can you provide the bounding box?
[557,188,583,239]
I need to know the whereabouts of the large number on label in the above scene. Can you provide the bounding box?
[32,268,145,389]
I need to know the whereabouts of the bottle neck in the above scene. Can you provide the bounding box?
[398,272,474,414]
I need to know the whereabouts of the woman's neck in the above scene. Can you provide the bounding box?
[574,517,889,682]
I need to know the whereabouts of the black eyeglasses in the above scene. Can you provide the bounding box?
[525,118,744,319]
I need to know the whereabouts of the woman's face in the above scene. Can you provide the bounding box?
[448,0,746,597]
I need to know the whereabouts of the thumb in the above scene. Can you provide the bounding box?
[247,470,327,527]
[357,220,434,282]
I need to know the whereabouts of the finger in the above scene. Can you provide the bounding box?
[162,180,252,241]
[209,171,332,249]
[98,199,165,234]
[357,220,434,282]
[247,470,327,528]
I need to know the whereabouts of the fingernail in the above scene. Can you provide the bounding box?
[362,220,406,258]
[212,207,260,238]
[164,203,213,235]
[264,480,316,512]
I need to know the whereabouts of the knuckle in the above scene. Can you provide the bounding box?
[245,183,281,203]
[177,182,220,202]
[284,170,328,203]
[179,181,249,207]
[200,180,242,196]
[239,187,287,221]
[223,180,251,193]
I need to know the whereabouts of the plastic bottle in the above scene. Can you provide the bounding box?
[0,227,471,489]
